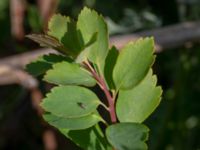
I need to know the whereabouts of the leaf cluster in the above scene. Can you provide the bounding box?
[26,7,162,150]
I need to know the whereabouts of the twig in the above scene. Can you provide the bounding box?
[83,61,117,123]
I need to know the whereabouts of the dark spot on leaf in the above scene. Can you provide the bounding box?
[77,102,86,109]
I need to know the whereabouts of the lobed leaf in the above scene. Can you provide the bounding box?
[116,69,162,123]
[106,123,149,150]
[76,7,109,75]
[41,85,100,118]
[25,54,72,76]
[113,37,155,90]
[44,61,96,87]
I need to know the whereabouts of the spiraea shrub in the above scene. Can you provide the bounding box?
[26,7,162,150]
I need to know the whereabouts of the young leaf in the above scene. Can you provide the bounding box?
[43,112,101,130]
[25,54,72,76]
[44,61,96,87]
[106,123,149,150]
[113,37,155,90]
[104,46,119,90]
[76,7,109,75]
[60,125,112,150]
[41,85,101,118]
[116,70,162,123]
[26,34,68,55]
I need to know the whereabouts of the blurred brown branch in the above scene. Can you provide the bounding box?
[1,21,200,87]
[37,0,59,30]
[10,0,26,40]
[10,0,59,40]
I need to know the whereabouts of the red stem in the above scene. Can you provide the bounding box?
[83,61,117,123]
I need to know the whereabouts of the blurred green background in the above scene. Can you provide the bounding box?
[0,0,200,150]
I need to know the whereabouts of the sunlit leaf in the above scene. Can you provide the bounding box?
[113,37,155,90]
[116,70,162,123]
[76,7,109,75]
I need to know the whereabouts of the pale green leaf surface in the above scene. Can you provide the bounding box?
[25,54,72,76]
[76,7,109,75]
[116,70,162,123]
[44,61,96,87]
[41,85,100,118]
[60,125,112,150]
[113,37,155,90]
[106,123,149,150]
[43,113,101,130]
[48,14,70,42]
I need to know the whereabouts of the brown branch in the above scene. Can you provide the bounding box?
[43,129,57,150]
[1,21,200,68]
[111,21,200,52]
[10,0,26,40]
[37,0,59,30]
[1,21,200,86]
[0,65,38,88]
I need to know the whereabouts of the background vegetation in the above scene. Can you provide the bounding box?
[0,0,200,150]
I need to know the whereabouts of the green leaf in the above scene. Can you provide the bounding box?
[104,46,119,90]
[60,125,112,150]
[25,54,72,76]
[116,69,162,123]
[76,7,109,75]
[43,112,101,130]
[113,37,155,90]
[41,85,100,118]
[48,14,84,55]
[44,61,96,87]
[48,14,70,42]
[106,123,149,150]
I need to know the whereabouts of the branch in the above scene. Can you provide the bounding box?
[1,20,200,68]
[10,0,26,40]
[1,21,200,86]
